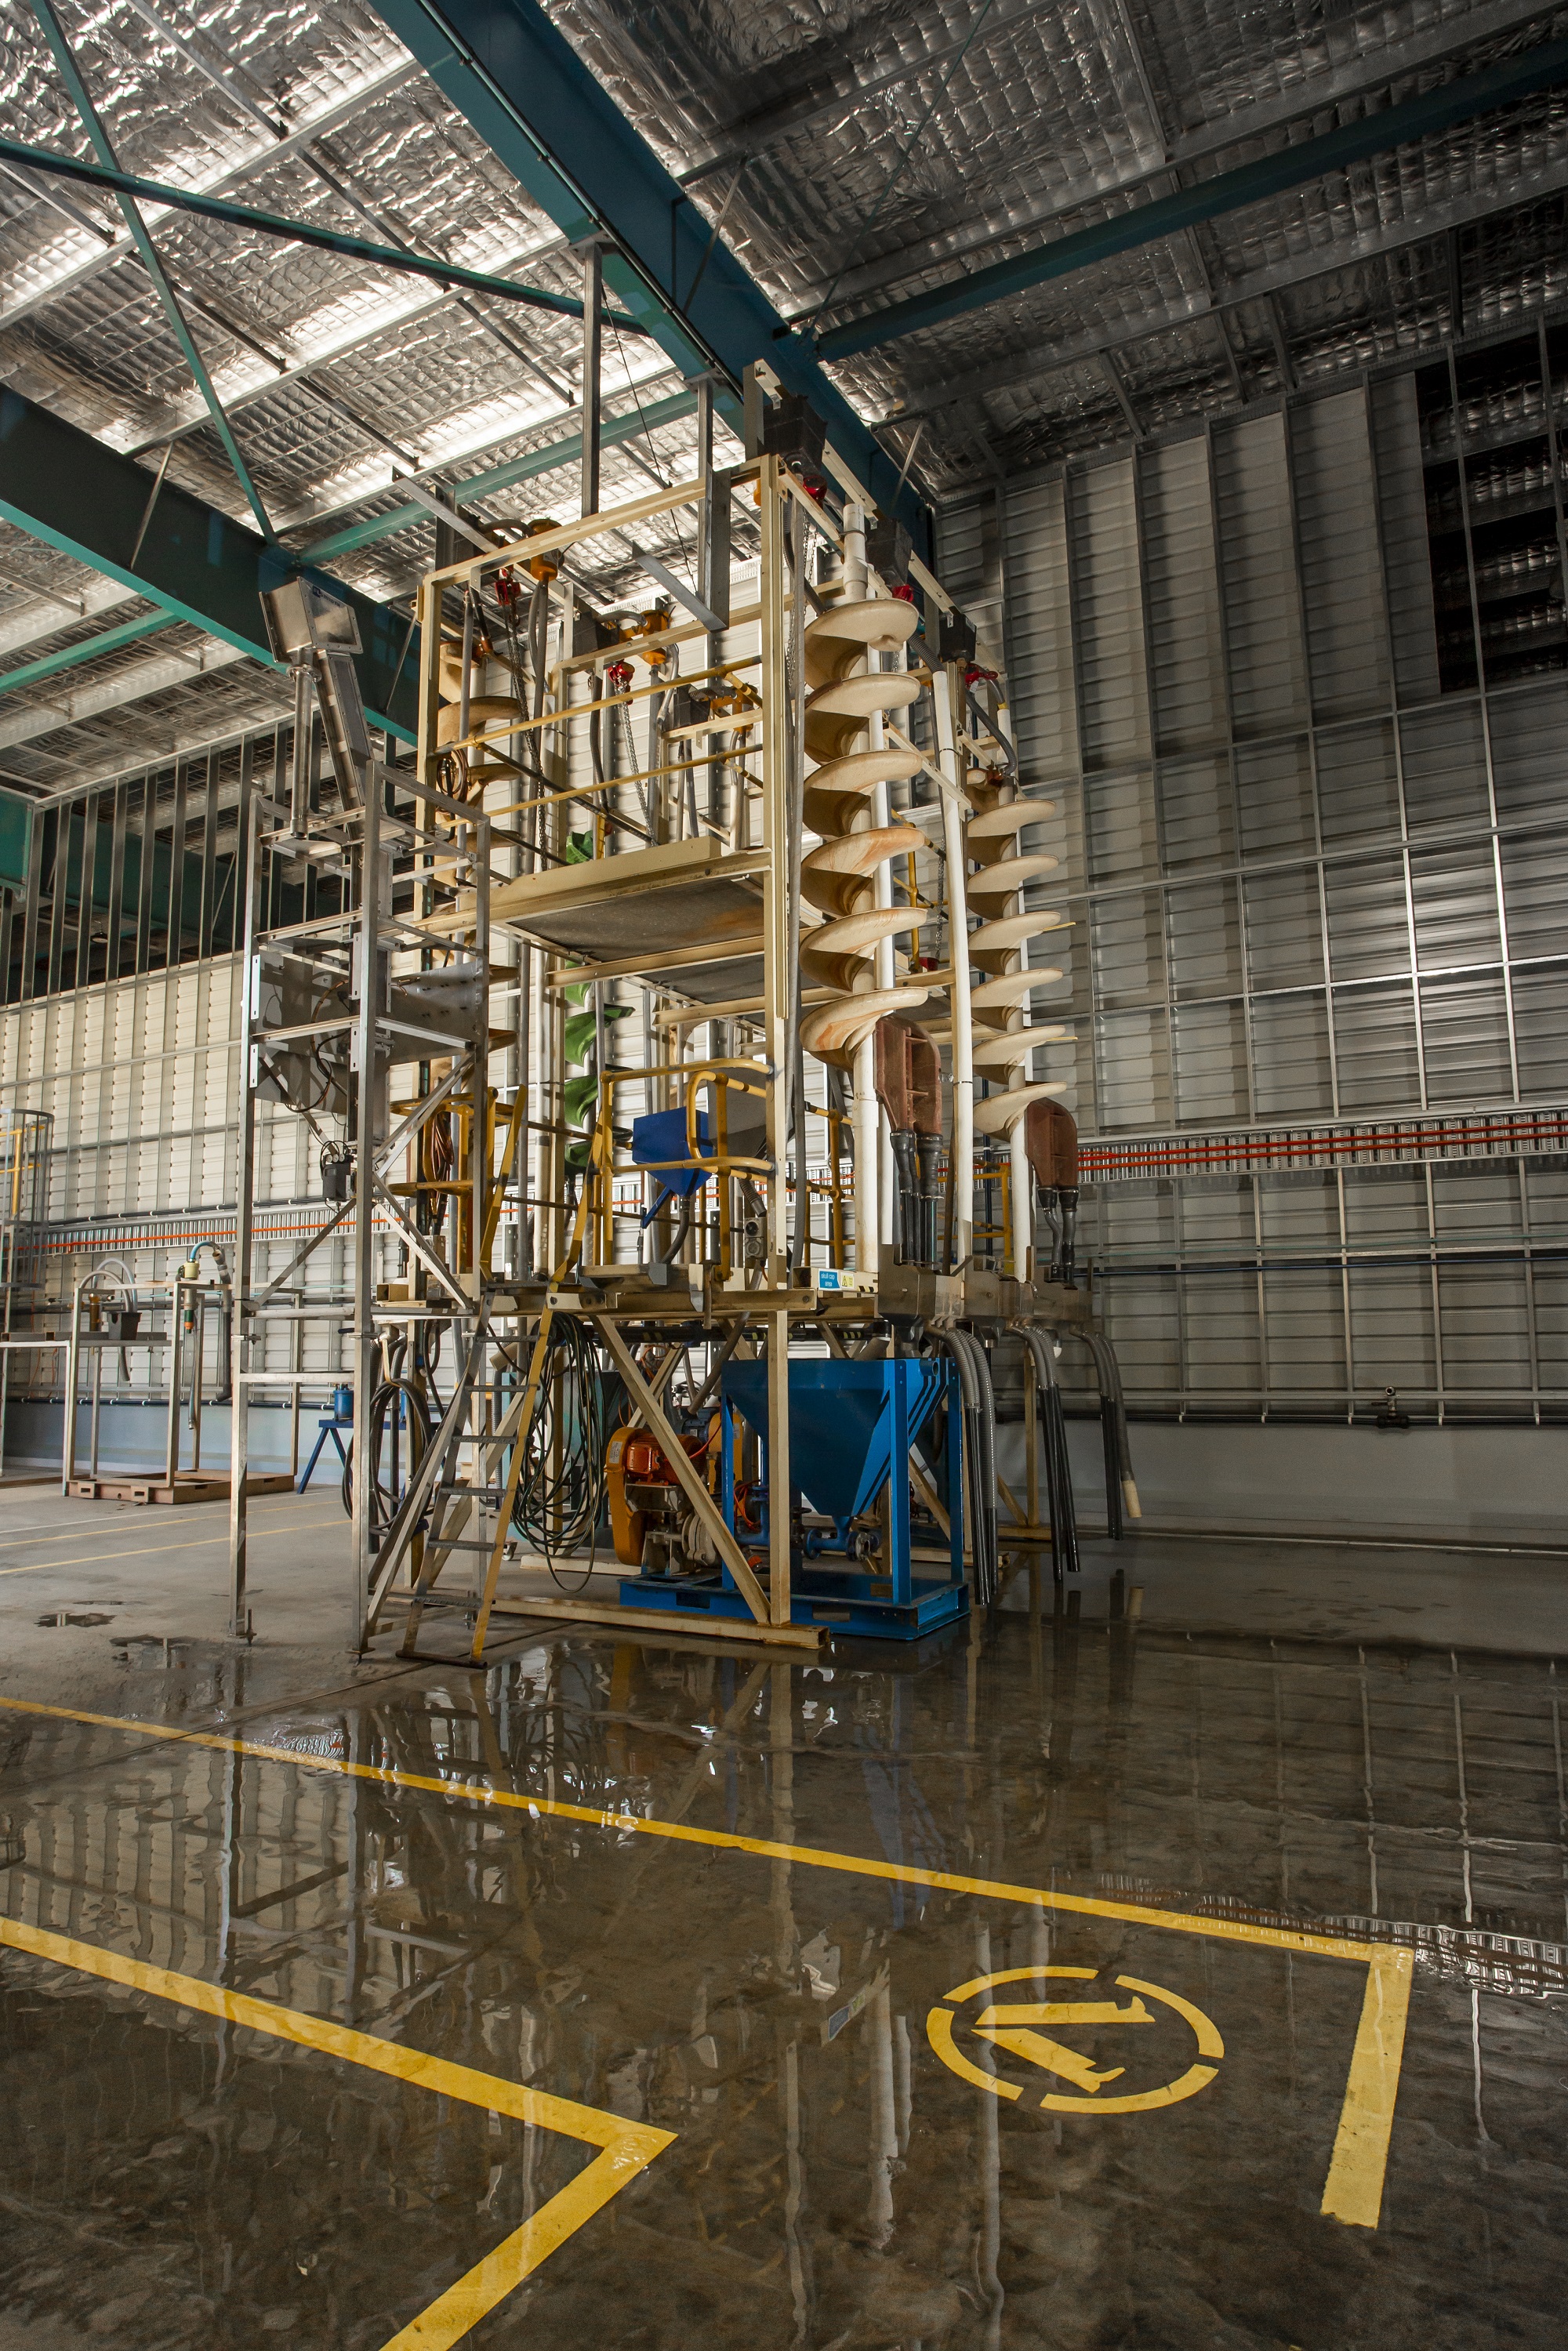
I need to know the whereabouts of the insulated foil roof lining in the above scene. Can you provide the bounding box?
[0,0,1563,784]
[546,0,1568,489]
[552,0,1568,479]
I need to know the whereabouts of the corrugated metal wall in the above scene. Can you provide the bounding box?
[940,372,1568,1425]
[0,956,379,1395]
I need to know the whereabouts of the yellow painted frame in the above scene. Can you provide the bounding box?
[0,1912,673,2351]
[0,1695,1410,2232]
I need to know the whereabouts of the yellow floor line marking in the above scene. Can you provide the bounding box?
[0,1912,673,2350]
[1319,1947,1414,2229]
[0,1519,343,1576]
[0,1692,1413,2229]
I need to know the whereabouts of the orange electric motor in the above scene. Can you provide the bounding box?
[604,1424,705,1566]
[604,1415,743,1566]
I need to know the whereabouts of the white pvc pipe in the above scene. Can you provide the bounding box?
[931,664,973,1268]
[869,622,899,1253]
[840,505,884,1275]
[853,1032,879,1275]
[1008,1116,1031,1283]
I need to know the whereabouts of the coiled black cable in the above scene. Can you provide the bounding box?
[339,1377,434,1540]
[509,1315,608,1594]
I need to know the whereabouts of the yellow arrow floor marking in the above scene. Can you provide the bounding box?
[974,2026,1127,2094]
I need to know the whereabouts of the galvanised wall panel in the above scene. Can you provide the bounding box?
[965,378,1568,1421]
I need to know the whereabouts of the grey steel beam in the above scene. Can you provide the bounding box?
[0,134,647,335]
[299,387,699,564]
[815,34,1568,359]
[0,56,422,333]
[25,0,275,535]
[0,640,253,756]
[884,165,1568,425]
[681,0,1047,186]
[0,610,176,699]
[112,234,585,466]
[780,0,1557,321]
[0,568,141,666]
[0,699,277,796]
[0,386,418,737]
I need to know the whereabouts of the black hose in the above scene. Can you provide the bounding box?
[1020,1325,1080,1585]
[956,1330,1000,1606]
[1099,1387,1123,1539]
[659,1193,695,1265]
[1082,1328,1138,1531]
[1080,1331,1122,1537]
[936,1330,997,1607]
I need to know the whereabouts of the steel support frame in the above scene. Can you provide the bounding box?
[401,459,822,1644]
[742,0,1557,312]
[228,672,493,1647]
[818,34,1568,359]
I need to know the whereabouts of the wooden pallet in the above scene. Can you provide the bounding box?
[66,1471,294,1506]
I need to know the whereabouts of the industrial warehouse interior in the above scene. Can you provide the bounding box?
[0,0,1566,2343]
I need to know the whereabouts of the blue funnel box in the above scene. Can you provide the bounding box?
[619,1354,968,1641]
[631,1106,713,1223]
[724,1357,948,1523]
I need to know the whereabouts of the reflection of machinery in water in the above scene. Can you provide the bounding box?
[225,369,1136,1656]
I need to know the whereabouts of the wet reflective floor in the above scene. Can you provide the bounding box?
[2,1540,1568,2348]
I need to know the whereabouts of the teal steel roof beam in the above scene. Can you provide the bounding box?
[0,610,177,698]
[0,388,418,739]
[816,36,1568,362]
[27,0,276,540]
[366,0,933,553]
[302,387,699,563]
[0,133,653,334]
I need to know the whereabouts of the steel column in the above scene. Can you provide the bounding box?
[228,763,259,1638]
[579,239,604,521]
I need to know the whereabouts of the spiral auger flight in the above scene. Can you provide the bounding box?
[956,772,1075,1145]
[796,596,933,1070]
[434,640,521,798]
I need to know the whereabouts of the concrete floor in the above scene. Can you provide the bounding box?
[0,1488,1565,2347]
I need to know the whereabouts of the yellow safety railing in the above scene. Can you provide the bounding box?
[584,1060,775,1276]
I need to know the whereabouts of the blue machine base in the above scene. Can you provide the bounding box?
[618,1573,969,1641]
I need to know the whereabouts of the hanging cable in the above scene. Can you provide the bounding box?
[339,1377,434,1540]
[509,1315,608,1592]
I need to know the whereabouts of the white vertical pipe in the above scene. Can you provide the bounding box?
[1008,1117,1031,1283]
[840,505,881,1275]
[847,508,905,1254]
[852,1035,879,1275]
[870,640,898,1253]
[932,664,973,1268]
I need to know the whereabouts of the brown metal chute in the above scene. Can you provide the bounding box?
[872,1015,943,1267]
[1024,1099,1080,1286]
